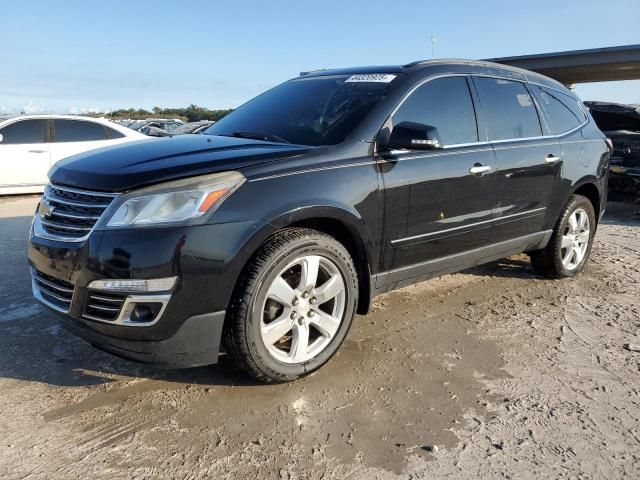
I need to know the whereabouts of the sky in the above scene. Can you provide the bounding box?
[1,0,639,114]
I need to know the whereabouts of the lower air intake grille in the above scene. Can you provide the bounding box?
[84,291,126,322]
[31,269,75,312]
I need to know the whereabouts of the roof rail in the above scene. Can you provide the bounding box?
[299,68,330,76]
[403,60,431,68]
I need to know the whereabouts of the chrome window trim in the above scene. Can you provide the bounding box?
[376,72,589,156]
[390,207,546,245]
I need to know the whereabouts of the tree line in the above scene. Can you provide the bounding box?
[100,104,234,122]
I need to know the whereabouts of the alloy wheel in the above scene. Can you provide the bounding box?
[560,207,590,270]
[260,255,346,364]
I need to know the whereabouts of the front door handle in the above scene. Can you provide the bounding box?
[469,164,493,175]
[545,154,562,164]
[28,149,46,154]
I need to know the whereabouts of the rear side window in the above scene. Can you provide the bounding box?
[474,77,542,140]
[391,76,478,145]
[105,126,125,139]
[0,119,47,144]
[53,119,107,142]
[532,86,586,134]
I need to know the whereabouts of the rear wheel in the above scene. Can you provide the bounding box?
[529,194,596,278]
[224,228,358,383]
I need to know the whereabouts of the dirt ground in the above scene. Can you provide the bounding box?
[1,195,639,480]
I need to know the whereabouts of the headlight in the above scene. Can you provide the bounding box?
[103,171,245,228]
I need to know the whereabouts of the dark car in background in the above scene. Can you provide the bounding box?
[28,60,609,382]
[172,121,215,135]
[129,119,185,136]
[585,101,640,203]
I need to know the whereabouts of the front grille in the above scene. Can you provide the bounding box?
[31,269,75,312]
[39,184,117,240]
[84,291,126,322]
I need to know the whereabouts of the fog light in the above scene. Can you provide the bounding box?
[88,277,177,292]
[130,303,163,323]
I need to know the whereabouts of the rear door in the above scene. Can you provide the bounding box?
[0,119,51,189]
[472,76,563,241]
[529,85,589,218]
[378,76,497,281]
[50,119,112,165]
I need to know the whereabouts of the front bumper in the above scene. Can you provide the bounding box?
[28,216,269,367]
[46,305,225,368]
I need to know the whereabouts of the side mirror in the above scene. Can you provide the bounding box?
[385,121,443,150]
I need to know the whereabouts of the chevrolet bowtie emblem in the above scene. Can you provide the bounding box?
[39,199,54,219]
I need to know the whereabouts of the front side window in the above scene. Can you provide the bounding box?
[0,119,47,144]
[532,86,586,134]
[474,77,542,141]
[53,119,107,142]
[204,74,396,146]
[390,76,478,145]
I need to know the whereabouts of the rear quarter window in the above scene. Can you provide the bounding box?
[105,126,125,139]
[532,86,587,135]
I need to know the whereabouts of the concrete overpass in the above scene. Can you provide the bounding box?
[488,44,640,85]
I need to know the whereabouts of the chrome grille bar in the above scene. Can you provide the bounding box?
[37,183,118,241]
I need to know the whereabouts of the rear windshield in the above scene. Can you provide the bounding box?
[203,74,397,146]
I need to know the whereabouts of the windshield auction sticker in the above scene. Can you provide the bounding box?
[345,74,397,83]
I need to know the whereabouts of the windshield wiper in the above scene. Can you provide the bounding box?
[229,131,291,144]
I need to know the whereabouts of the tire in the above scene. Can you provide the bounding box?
[223,228,358,383]
[529,194,596,278]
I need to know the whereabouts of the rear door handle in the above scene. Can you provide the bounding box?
[469,164,493,175]
[545,154,562,164]
[28,149,46,154]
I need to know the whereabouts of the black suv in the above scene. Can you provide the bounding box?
[29,60,609,382]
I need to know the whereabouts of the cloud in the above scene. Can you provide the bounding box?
[22,99,46,114]
[68,106,101,115]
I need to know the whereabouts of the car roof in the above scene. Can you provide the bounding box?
[299,58,567,92]
[0,114,114,123]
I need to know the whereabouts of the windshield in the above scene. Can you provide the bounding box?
[203,74,396,146]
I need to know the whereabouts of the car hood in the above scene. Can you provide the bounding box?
[50,135,312,192]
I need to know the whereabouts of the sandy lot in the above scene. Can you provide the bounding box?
[1,195,639,479]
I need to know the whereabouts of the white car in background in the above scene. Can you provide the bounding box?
[0,114,148,194]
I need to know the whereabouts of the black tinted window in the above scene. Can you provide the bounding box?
[533,86,586,134]
[53,120,107,142]
[0,119,47,144]
[391,77,478,145]
[474,77,542,140]
[105,126,124,139]
[205,75,395,146]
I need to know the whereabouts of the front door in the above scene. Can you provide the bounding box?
[0,119,51,189]
[377,76,497,285]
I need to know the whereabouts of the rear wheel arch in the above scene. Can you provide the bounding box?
[572,181,601,224]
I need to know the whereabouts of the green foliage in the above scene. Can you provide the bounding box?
[101,105,233,122]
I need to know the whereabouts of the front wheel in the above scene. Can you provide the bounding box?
[223,228,358,383]
[529,194,596,278]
